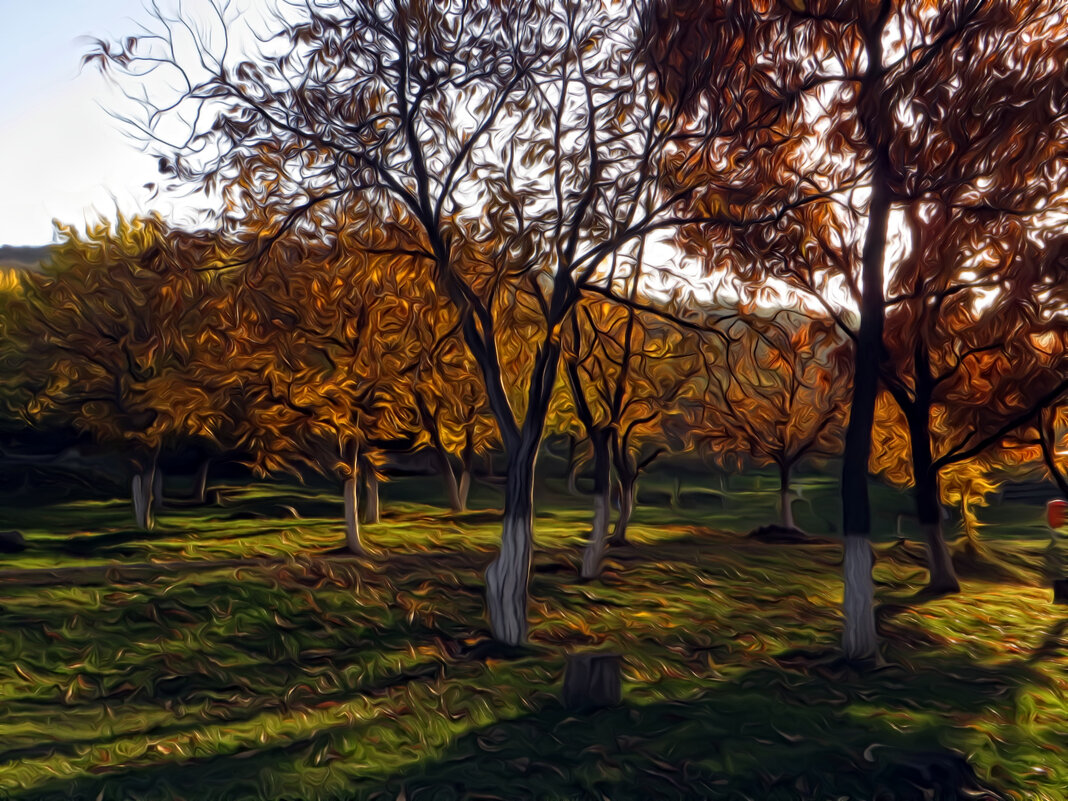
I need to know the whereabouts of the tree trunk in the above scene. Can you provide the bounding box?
[609,477,635,546]
[458,462,472,513]
[842,535,876,658]
[840,172,889,662]
[131,467,155,531]
[566,440,582,496]
[363,467,380,524]
[192,458,210,504]
[903,388,960,593]
[914,466,959,595]
[435,445,463,512]
[564,435,577,492]
[779,463,794,530]
[343,452,365,555]
[485,441,537,646]
[456,430,475,512]
[581,428,612,580]
[838,4,895,664]
[151,466,164,513]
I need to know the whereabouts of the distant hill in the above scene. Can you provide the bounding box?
[0,245,50,271]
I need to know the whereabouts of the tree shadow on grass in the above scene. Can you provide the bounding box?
[8,645,1031,801]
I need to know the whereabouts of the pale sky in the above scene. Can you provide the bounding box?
[0,0,215,245]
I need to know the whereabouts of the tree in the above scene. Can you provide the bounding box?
[876,205,1068,593]
[655,0,1068,659]
[562,280,701,575]
[0,216,225,529]
[92,0,752,644]
[693,311,849,530]
[212,208,426,554]
[409,299,498,514]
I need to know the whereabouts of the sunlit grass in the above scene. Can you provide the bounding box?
[0,472,1066,799]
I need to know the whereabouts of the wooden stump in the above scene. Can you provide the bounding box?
[562,652,621,710]
[1053,579,1068,605]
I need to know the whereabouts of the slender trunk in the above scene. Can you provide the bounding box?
[779,463,794,530]
[485,440,537,646]
[192,458,210,504]
[458,440,474,512]
[581,428,612,579]
[151,465,163,513]
[131,463,156,531]
[344,451,365,555]
[565,435,578,492]
[436,444,463,512]
[609,477,635,546]
[363,467,380,524]
[910,423,959,593]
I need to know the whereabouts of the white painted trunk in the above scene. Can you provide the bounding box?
[193,459,210,504]
[486,456,534,645]
[581,493,611,580]
[132,473,154,530]
[842,535,877,662]
[437,446,463,512]
[780,490,794,529]
[458,468,471,512]
[609,481,635,546]
[344,476,364,554]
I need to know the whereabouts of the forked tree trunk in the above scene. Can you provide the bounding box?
[485,440,537,646]
[609,477,635,546]
[343,452,365,555]
[436,445,463,512]
[779,463,794,529]
[581,429,612,580]
[363,467,381,524]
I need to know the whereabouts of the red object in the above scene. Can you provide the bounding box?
[1048,499,1068,529]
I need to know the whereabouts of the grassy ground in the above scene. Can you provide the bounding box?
[0,469,1066,800]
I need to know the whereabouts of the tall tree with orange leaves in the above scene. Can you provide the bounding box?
[653,0,1068,658]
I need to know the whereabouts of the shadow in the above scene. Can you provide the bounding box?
[9,645,1023,801]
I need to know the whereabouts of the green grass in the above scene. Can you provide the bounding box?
[0,470,1066,799]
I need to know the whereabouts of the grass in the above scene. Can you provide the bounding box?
[0,467,1066,800]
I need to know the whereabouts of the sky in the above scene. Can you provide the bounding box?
[0,0,214,246]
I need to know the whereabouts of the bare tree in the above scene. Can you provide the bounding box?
[91,0,761,644]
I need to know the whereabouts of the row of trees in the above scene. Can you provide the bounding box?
[3,204,1067,645]
[12,0,1065,659]
[0,214,850,539]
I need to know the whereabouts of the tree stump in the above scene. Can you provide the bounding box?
[562,652,622,710]
[1053,579,1068,605]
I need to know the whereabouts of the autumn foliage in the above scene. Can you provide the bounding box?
[0,0,1063,662]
